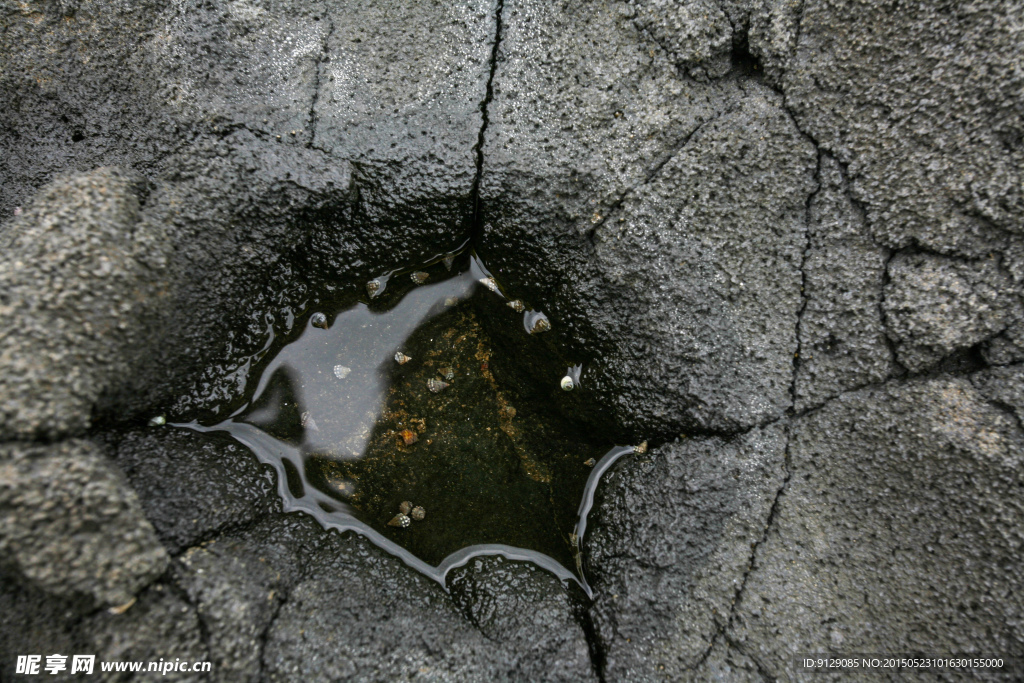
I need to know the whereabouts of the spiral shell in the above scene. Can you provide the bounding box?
[366,279,382,298]
[388,513,411,528]
[560,375,575,391]
[531,317,551,334]
[584,458,596,467]
[399,501,413,515]
[334,365,351,379]
[148,415,166,427]
[427,377,449,394]
[410,271,430,285]
[394,352,412,364]
[634,440,648,455]
[410,506,425,521]
[443,255,455,271]
[439,367,455,381]
[507,300,525,313]
[311,312,328,329]
[478,277,499,293]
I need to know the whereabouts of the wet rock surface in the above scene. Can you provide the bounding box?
[447,556,596,682]
[730,378,1024,678]
[2,0,1024,680]
[479,0,817,437]
[112,428,278,555]
[587,425,786,680]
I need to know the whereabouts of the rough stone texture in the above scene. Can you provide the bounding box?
[480,0,817,437]
[447,555,595,682]
[0,573,84,679]
[0,439,168,609]
[81,583,210,682]
[309,0,495,268]
[971,364,1024,430]
[586,425,786,680]
[0,168,167,441]
[112,427,278,555]
[630,0,734,79]
[175,530,300,683]
[684,640,765,683]
[884,252,1023,372]
[795,154,894,410]
[262,531,542,682]
[751,0,1024,258]
[729,378,1024,678]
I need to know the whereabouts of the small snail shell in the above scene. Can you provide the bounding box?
[394,352,412,364]
[410,271,429,285]
[399,501,413,515]
[561,376,575,391]
[507,300,525,313]
[633,440,648,455]
[443,255,455,271]
[439,367,455,381]
[427,378,449,394]
[311,312,328,329]
[478,277,499,293]
[366,279,382,298]
[388,514,411,528]
[410,506,425,521]
[531,318,551,334]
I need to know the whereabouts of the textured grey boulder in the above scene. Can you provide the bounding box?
[587,425,786,680]
[262,531,551,682]
[0,439,167,609]
[479,0,817,438]
[730,378,1024,678]
[447,555,596,682]
[751,0,1024,260]
[884,252,1022,372]
[81,584,209,682]
[0,168,167,441]
[113,428,278,554]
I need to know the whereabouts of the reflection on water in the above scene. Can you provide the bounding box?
[179,253,634,594]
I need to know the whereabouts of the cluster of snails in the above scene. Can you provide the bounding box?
[388,500,426,528]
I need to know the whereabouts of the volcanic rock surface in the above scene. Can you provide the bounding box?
[1,0,1023,680]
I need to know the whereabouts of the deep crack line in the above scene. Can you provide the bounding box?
[470,0,504,244]
[308,15,335,150]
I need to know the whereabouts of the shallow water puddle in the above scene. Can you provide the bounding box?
[180,253,634,592]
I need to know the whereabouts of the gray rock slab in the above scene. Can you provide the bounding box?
[795,154,894,410]
[0,439,168,609]
[750,0,1024,257]
[112,427,277,555]
[479,1,817,435]
[175,538,295,682]
[586,425,786,680]
[0,168,167,441]
[729,378,1024,678]
[447,555,596,682]
[971,364,1024,430]
[883,252,1022,372]
[80,583,209,682]
[630,0,734,79]
[263,530,541,682]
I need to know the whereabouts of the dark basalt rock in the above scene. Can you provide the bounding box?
[2,0,1024,680]
[586,425,786,680]
[730,378,1024,678]
[478,0,817,437]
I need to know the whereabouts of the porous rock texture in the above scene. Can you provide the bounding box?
[2,0,1024,681]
